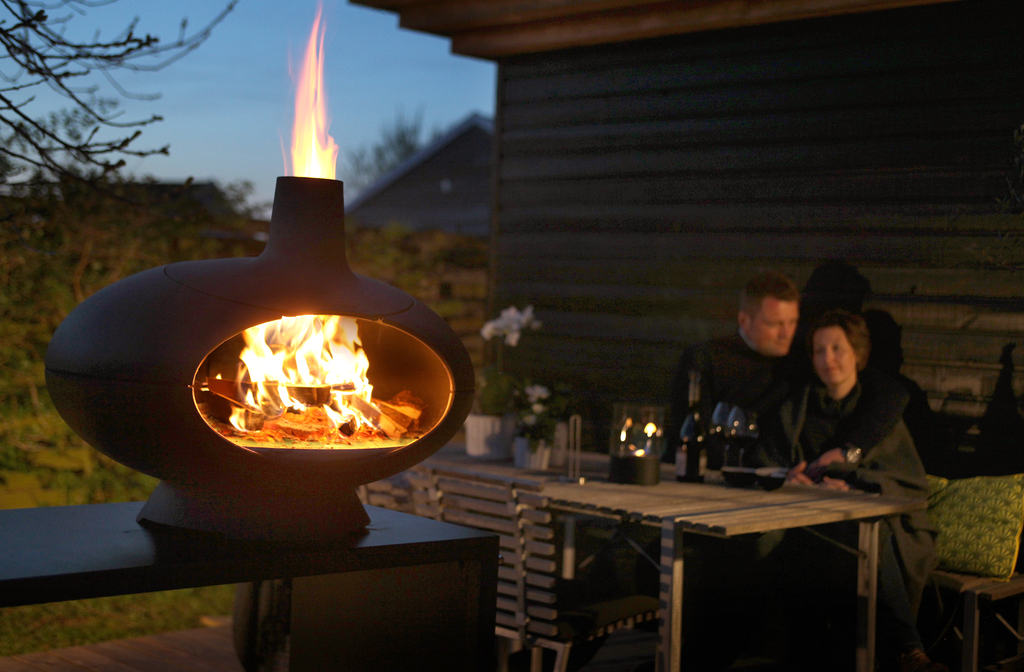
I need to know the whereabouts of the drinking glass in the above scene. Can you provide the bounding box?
[710,402,731,435]
[745,412,759,439]
[725,406,746,438]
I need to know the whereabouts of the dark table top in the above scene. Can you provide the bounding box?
[0,501,497,608]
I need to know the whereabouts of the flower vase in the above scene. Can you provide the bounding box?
[513,437,550,470]
[464,413,517,460]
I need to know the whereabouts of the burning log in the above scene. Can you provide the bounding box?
[198,375,427,449]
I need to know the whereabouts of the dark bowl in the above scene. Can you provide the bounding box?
[755,467,788,491]
[720,466,758,488]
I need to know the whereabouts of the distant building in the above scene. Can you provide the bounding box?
[143,181,237,217]
[345,113,493,237]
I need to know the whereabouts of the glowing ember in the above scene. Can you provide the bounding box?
[290,2,338,180]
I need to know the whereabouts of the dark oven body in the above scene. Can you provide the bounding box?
[44,177,474,538]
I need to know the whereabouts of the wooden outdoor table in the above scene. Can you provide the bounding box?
[539,478,926,672]
[424,447,926,672]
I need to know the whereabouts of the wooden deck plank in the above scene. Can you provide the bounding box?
[120,631,241,672]
[0,656,56,672]
[51,644,158,672]
[10,651,92,672]
[146,629,243,670]
[86,640,207,672]
[0,627,241,672]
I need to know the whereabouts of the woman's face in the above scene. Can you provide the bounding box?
[812,326,859,397]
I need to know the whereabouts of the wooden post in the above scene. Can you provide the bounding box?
[856,520,879,672]
[962,590,980,672]
[657,518,683,672]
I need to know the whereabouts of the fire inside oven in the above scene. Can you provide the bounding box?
[193,314,450,453]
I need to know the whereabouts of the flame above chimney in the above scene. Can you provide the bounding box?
[291,2,338,180]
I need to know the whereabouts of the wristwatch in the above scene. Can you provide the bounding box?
[843,445,863,464]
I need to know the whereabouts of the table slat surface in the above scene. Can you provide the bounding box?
[539,480,925,536]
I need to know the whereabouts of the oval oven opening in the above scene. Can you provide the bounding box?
[192,314,453,454]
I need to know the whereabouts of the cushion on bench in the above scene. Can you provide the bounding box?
[926,473,1024,581]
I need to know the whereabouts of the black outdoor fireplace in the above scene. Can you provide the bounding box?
[44,176,474,540]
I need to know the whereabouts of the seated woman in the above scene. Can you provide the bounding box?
[754,309,944,672]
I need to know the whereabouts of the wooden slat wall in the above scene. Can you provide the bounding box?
[490,0,1024,445]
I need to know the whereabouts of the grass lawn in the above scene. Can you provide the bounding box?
[0,401,237,657]
[0,585,236,656]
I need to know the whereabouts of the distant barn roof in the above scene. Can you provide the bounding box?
[345,113,493,236]
[350,0,961,58]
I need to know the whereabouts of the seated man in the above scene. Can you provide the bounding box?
[666,271,800,469]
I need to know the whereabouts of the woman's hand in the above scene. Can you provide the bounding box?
[785,461,816,485]
[786,459,851,490]
[805,447,848,481]
[819,476,851,491]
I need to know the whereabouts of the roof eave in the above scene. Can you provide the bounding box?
[350,0,964,59]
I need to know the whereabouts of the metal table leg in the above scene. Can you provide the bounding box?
[856,519,880,672]
[657,518,684,672]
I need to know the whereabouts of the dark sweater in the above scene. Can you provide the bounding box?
[667,334,790,456]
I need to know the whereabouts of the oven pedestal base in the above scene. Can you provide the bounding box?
[138,479,370,540]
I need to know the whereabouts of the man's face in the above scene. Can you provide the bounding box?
[738,297,799,358]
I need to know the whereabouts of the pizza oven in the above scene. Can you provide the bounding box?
[44,176,474,540]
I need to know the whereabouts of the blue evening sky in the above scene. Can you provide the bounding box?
[38,0,496,212]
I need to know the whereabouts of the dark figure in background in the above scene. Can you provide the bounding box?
[795,261,873,364]
[753,310,944,672]
[800,260,872,315]
[977,343,1024,475]
[862,309,952,476]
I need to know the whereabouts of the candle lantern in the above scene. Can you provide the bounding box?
[608,403,664,485]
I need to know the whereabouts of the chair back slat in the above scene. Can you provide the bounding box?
[525,539,556,556]
[521,509,552,525]
[526,589,556,604]
[443,492,517,517]
[527,605,558,620]
[525,572,556,589]
[527,621,559,637]
[436,478,513,503]
[523,523,554,540]
[443,508,518,536]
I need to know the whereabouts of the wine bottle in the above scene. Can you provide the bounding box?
[676,371,705,482]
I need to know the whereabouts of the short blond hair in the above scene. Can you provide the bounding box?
[739,272,799,315]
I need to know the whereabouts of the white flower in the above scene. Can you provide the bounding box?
[523,414,537,426]
[500,305,522,324]
[480,305,542,345]
[524,384,550,403]
[531,403,546,414]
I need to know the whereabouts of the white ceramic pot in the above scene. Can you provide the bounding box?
[464,413,516,460]
[513,437,550,470]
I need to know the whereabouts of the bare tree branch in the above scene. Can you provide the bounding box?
[0,0,237,182]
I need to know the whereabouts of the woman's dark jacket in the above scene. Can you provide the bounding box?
[754,383,937,614]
